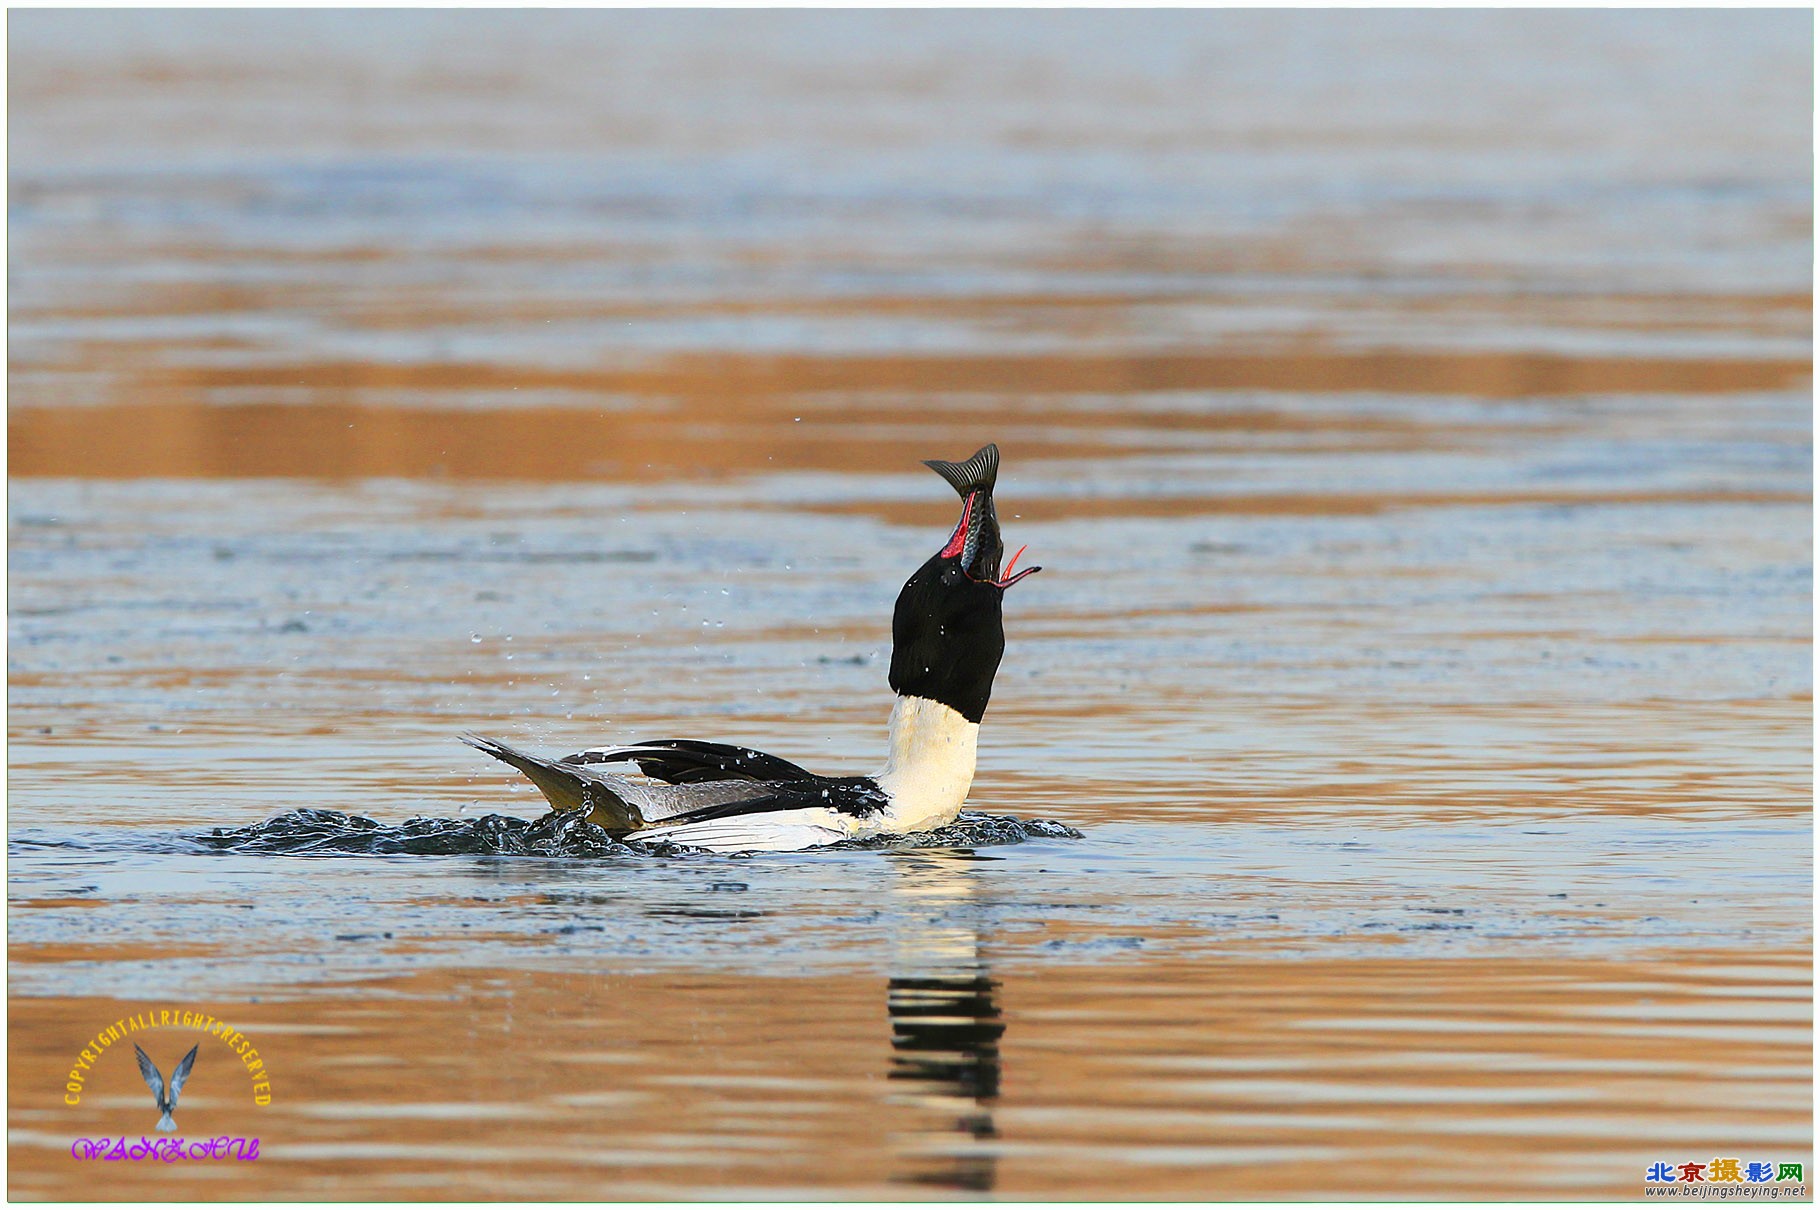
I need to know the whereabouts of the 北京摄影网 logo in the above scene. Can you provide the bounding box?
[1645,1159,1805,1185]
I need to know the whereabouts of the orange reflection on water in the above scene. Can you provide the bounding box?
[8,943,1808,1200]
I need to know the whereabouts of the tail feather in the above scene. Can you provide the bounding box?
[460,734,643,829]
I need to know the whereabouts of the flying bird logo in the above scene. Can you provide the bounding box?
[133,1043,199,1133]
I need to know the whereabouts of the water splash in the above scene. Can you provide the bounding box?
[189,808,1082,858]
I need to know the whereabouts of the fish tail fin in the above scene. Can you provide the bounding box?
[460,734,643,829]
[922,443,999,496]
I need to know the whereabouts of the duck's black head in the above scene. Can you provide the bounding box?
[888,444,1041,724]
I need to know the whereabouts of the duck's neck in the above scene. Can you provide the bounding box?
[873,694,979,831]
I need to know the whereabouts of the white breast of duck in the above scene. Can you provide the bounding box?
[870,694,980,835]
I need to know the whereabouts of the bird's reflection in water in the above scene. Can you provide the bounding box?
[883,850,1004,1192]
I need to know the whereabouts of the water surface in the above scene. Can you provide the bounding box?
[8,10,1812,1199]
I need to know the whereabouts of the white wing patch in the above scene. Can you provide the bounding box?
[627,808,853,853]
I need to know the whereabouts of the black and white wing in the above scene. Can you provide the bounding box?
[133,1044,169,1114]
[562,739,818,785]
[167,1044,200,1111]
[626,776,889,853]
[463,734,822,829]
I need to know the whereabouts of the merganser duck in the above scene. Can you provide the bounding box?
[461,443,1040,852]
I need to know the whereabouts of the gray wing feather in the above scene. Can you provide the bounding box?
[167,1044,200,1108]
[133,1044,168,1111]
[629,779,784,823]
